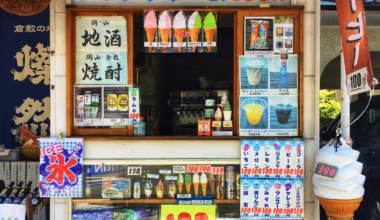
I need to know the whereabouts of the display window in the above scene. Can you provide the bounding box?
[72,163,240,219]
[66,8,303,139]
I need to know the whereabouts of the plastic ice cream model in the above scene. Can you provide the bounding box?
[144,11,157,53]
[145,179,153,198]
[168,181,176,199]
[200,172,208,196]
[203,12,217,52]
[177,174,184,194]
[185,174,192,194]
[223,102,232,121]
[173,11,186,52]
[314,136,365,219]
[208,174,216,196]
[158,11,172,53]
[193,173,200,196]
[188,11,202,52]
[285,144,292,153]
[156,179,164,199]
[222,93,228,104]
[214,107,222,121]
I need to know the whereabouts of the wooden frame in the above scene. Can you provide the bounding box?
[66,7,303,139]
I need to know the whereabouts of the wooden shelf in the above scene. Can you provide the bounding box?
[72,198,240,204]
[70,135,303,141]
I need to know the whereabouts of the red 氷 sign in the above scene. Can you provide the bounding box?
[336,0,373,95]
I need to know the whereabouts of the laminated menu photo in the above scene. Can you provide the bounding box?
[102,178,131,199]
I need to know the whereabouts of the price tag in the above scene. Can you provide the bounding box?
[158,42,171,47]
[159,170,172,174]
[313,163,338,179]
[187,165,200,173]
[211,166,224,175]
[173,166,186,174]
[165,176,178,181]
[147,174,159,179]
[83,119,94,126]
[199,165,212,173]
[127,166,142,176]
[144,42,158,47]
[347,67,371,95]
[244,51,274,58]
[212,121,221,127]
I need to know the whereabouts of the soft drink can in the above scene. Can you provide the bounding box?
[226,166,235,183]
[216,186,225,199]
[236,174,240,199]
[227,182,234,199]
[216,174,224,187]
[133,181,141,198]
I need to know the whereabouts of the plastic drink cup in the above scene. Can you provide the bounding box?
[84,106,91,118]
[91,107,99,118]
[245,60,265,86]
[241,98,268,125]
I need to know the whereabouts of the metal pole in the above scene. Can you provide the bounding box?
[341,52,350,143]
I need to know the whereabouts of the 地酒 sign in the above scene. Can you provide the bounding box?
[76,16,128,85]
[336,0,374,95]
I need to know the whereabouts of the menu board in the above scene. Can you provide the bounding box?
[76,16,128,85]
[239,54,298,136]
[240,140,304,179]
[243,17,274,58]
[273,17,294,54]
[240,179,304,218]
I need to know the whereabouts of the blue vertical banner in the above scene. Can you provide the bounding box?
[0,8,50,149]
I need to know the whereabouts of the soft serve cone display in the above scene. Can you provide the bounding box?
[158,11,172,53]
[314,136,365,219]
[188,11,202,52]
[203,12,217,53]
[144,11,157,53]
[173,11,186,52]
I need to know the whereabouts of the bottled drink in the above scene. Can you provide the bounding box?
[0,181,15,203]
[280,60,287,88]
[3,181,23,204]
[32,189,41,206]
[21,187,39,205]
[13,181,32,204]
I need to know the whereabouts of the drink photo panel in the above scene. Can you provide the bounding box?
[239,56,269,96]
[269,96,298,136]
[269,54,298,95]
[239,96,269,136]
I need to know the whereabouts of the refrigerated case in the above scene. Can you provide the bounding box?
[70,161,240,219]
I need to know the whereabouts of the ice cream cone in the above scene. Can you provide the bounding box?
[145,27,157,53]
[204,28,216,52]
[201,183,207,196]
[178,182,183,194]
[159,28,171,53]
[317,196,363,220]
[189,28,201,52]
[174,28,185,52]
[194,183,200,196]
[186,183,191,194]
[215,116,222,121]
[208,179,215,196]
[156,190,164,199]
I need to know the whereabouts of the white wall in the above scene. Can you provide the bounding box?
[49,0,320,219]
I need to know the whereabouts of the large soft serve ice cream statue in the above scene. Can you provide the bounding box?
[314,135,365,218]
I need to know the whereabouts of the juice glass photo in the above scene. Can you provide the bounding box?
[276,27,283,36]
[241,98,267,125]
[245,60,265,86]
[274,104,292,124]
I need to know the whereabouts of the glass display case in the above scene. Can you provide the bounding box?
[71,162,240,219]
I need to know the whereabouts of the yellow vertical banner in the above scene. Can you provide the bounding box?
[161,205,216,220]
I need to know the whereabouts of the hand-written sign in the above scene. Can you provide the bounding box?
[76,52,128,84]
[76,16,127,53]
[128,88,140,123]
[313,163,338,179]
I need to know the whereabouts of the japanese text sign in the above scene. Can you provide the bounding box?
[336,0,373,95]
[39,138,84,197]
[128,88,140,123]
[240,179,304,218]
[76,16,128,85]
[240,140,304,179]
